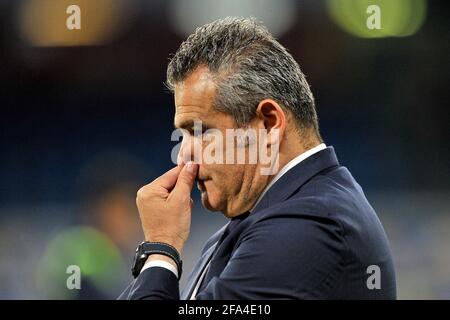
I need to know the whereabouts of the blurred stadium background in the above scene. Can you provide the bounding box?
[0,0,448,299]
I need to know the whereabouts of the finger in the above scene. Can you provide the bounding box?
[153,166,182,190]
[171,161,198,202]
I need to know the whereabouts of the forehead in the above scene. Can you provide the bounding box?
[174,66,220,128]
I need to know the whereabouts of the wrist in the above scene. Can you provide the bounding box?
[132,241,183,279]
[146,236,184,254]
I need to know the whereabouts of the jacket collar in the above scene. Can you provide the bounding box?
[251,146,340,213]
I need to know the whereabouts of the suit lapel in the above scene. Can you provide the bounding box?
[181,224,228,299]
[198,234,238,291]
[253,146,339,213]
[180,242,217,299]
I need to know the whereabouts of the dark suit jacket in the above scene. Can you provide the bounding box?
[118,146,396,299]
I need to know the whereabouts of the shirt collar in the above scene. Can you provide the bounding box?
[249,143,327,213]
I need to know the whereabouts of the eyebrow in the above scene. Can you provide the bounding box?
[174,120,212,131]
[174,119,191,130]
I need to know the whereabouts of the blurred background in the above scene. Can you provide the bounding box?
[0,0,448,299]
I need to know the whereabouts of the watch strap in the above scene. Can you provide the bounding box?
[132,241,183,280]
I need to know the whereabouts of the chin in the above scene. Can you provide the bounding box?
[200,191,223,212]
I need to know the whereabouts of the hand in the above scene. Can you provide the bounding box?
[136,161,198,255]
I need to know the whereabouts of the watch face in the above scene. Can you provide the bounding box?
[131,252,138,276]
[132,244,148,278]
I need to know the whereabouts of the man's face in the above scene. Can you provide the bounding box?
[174,66,261,217]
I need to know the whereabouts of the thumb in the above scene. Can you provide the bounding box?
[171,161,198,202]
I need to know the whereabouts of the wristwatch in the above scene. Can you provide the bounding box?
[131,241,183,279]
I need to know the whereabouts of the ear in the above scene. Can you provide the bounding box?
[254,99,287,146]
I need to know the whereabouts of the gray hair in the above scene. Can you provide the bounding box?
[166,17,321,136]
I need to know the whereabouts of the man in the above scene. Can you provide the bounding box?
[118,17,396,300]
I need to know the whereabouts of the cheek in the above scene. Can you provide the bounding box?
[200,179,223,210]
[210,166,244,193]
[204,167,228,195]
[201,166,247,211]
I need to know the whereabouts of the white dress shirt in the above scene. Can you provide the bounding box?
[142,143,327,298]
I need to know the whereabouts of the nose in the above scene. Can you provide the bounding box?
[178,133,201,165]
[178,137,191,165]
